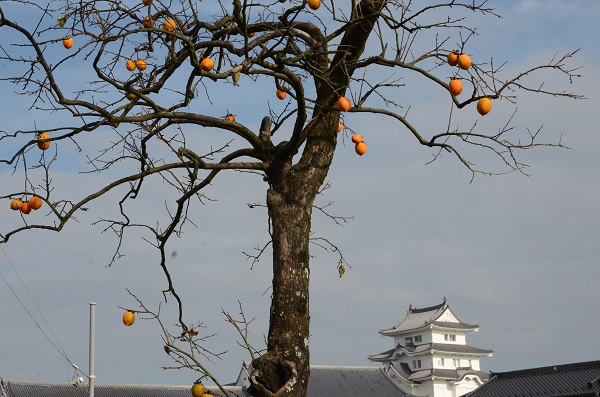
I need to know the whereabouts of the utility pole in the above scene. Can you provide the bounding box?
[89,302,96,397]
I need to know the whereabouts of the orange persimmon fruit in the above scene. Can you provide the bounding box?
[62,37,73,49]
[37,132,51,150]
[126,59,136,71]
[448,79,462,96]
[447,52,459,66]
[276,90,287,100]
[135,59,147,71]
[122,311,135,326]
[142,16,154,28]
[476,97,492,116]
[307,0,320,10]
[200,57,214,72]
[457,53,472,70]
[29,196,43,210]
[355,141,367,156]
[337,96,351,112]
[191,383,205,397]
[163,19,177,32]
[20,202,32,214]
[10,199,23,211]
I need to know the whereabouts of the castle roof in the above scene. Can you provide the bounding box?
[462,361,600,397]
[368,343,493,362]
[380,301,479,337]
[386,362,489,384]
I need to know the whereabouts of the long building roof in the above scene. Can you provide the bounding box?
[307,366,410,397]
[462,360,600,397]
[1,365,412,397]
[0,379,247,397]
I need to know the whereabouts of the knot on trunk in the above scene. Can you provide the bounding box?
[248,353,297,397]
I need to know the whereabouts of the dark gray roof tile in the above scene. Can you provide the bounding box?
[431,343,493,356]
[369,342,493,361]
[380,301,479,336]
[432,321,479,330]
[0,379,249,397]
[1,366,409,397]
[307,366,408,397]
[462,361,600,397]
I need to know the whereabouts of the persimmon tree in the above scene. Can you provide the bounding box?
[0,0,581,396]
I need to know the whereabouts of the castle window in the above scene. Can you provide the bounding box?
[444,334,456,342]
[414,335,422,343]
[439,358,445,366]
[412,360,422,369]
[405,336,413,344]
[454,359,460,367]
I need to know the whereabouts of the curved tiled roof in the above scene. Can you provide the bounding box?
[385,363,488,384]
[432,321,479,331]
[368,342,493,362]
[380,301,479,336]
[369,347,399,361]
[409,368,488,382]
[462,361,600,397]
[411,302,446,314]
[431,343,493,356]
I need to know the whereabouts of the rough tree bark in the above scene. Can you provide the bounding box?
[249,117,337,395]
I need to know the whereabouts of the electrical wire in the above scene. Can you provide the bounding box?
[0,245,88,378]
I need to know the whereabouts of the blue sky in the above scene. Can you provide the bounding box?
[1,0,599,387]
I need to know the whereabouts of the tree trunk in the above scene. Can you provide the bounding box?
[248,120,337,397]
[248,2,386,395]
[248,186,312,397]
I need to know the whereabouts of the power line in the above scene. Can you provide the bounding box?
[0,245,87,377]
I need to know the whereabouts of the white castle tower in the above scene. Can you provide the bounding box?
[369,299,493,397]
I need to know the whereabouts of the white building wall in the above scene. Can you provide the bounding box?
[433,355,481,370]
[396,354,433,371]
[432,332,466,344]
[454,376,485,397]
[396,382,434,397]
[393,374,484,397]
[421,332,433,344]
[432,380,456,397]
[437,309,459,323]
[393,331,433,346]
[429,378,484,397]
